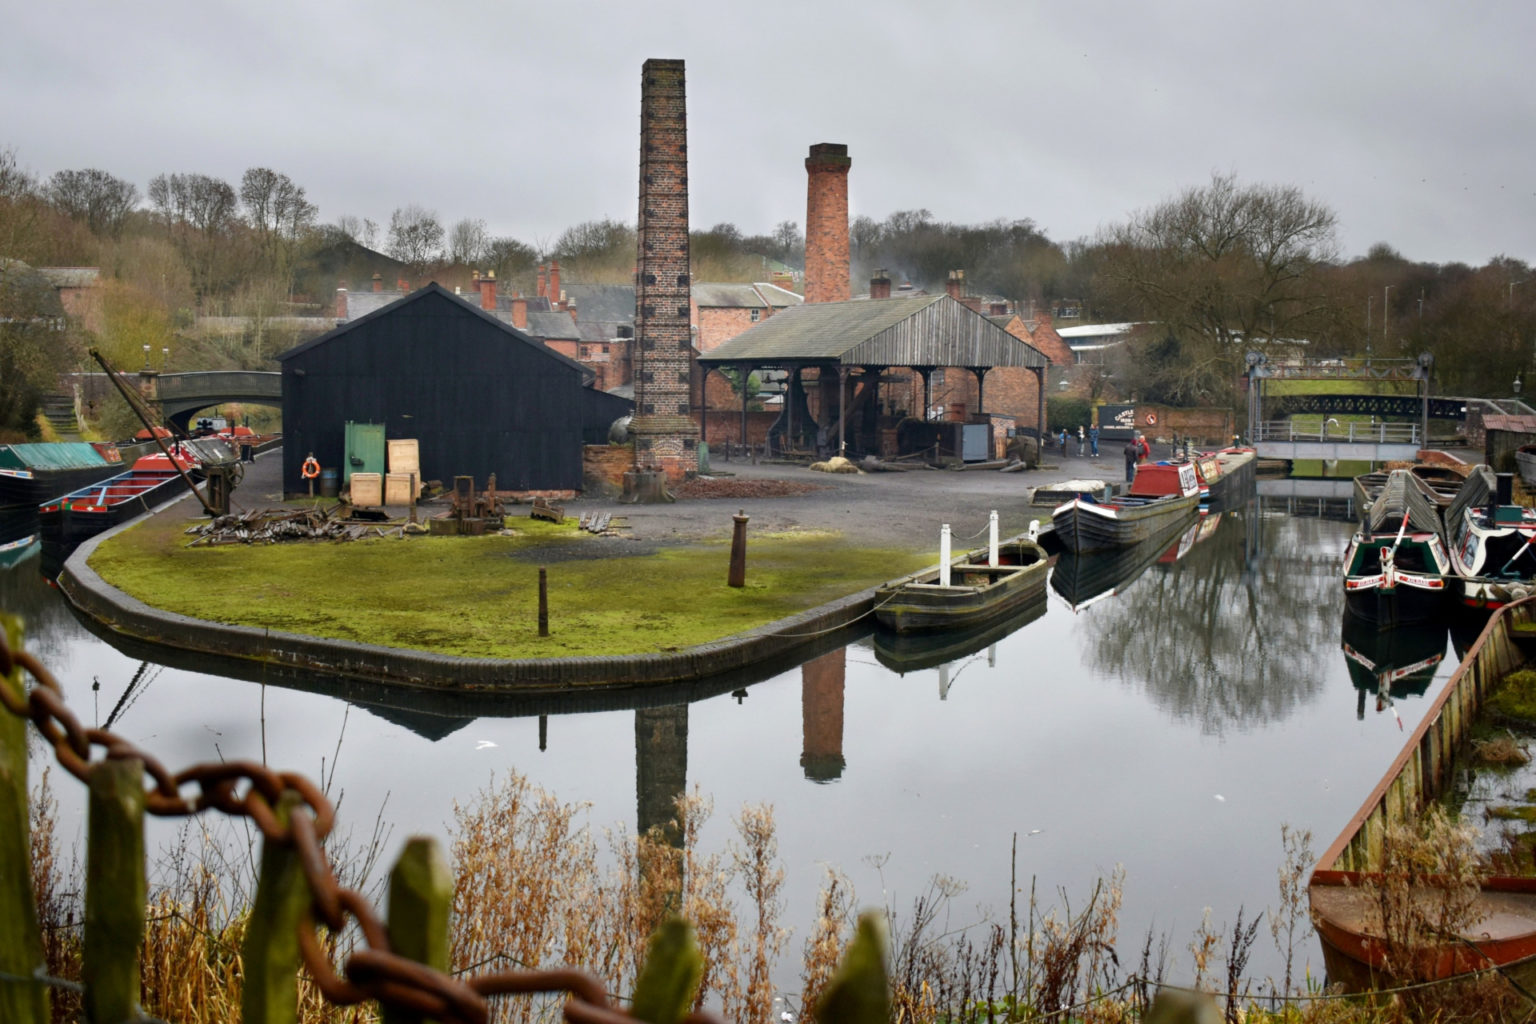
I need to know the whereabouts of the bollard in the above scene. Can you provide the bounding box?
[728,509,749,587]
[538,566,549,636]
[988,510,999,567]
[939,524,952,587]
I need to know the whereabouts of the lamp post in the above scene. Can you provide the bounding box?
[160,346,169,369]
[141,344,151,371]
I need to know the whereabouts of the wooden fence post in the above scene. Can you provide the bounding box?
[83,756,145,1024]
[242,790,310,1024]
[383,836,452,1024]
[0,615,47,1024]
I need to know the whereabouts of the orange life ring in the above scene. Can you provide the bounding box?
[301,456,321,480]
[1145,411,1158,426]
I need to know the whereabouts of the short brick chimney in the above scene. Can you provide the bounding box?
[549,260,562,309]
[371,273,383,293]
[869,269,891,299]
[804,143,851,304]
[335,285,348,320]
[769,270,795,293]
[946,269,965,301]
[537,264,547,298]
[477,270,497,311]
[510,296,528,329]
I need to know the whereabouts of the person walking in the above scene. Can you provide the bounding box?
[1135,431,1151,464]
[1123,438,1138,483]
[1058,427,1068,452]
[1089,425,1099,458]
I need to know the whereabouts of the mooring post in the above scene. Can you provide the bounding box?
[538,566,549,636]
[728,509,749,587]
[939,524,952,587]
[988,510,999,567]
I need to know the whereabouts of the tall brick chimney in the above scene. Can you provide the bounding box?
[869,269,891,300]
[804,143,851,304]
[549,260,562,309]
[629,58,699,481]
[478,270,497,311]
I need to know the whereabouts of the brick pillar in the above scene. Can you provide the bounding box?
[630,58,699,480]
[804,143,851,304]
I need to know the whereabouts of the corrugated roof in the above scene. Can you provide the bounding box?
[0,442,107,473]
[698,294,1047,369]
[1056,322,1143,339]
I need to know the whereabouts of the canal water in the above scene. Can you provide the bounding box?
[5,498,1477,991]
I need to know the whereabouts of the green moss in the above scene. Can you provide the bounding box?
[1487,805,1536,823]
[1489,669,1536,724]
[88,513,933,659]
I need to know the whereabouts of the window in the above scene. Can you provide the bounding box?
[749,308,761,322]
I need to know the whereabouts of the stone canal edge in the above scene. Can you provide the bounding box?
[56,496,888,695]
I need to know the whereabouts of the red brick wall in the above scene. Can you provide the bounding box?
[700,410,778,446]
[697,306,757,352]
[804,144,851,304]
[583,443,634,496]
[1028,312,1075,365]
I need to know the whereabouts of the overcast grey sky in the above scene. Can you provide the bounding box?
[4,0,1532,267]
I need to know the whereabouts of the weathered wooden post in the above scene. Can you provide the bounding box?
[242,791,310,1024]
[0,616,48,1024]
[538,567,549,636]
[83,756,146,1024]
[988,510,999,567]
[383,837,453,1024]
[728,510,749,588]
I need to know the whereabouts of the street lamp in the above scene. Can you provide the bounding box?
[161,346,169,369]
[141,344,151,371]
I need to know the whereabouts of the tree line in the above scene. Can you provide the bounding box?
[1,144,1532,440]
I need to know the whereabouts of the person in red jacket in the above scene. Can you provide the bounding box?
[1135,432,1150,463]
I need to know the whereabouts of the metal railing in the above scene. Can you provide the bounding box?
[1252,420,1421,444]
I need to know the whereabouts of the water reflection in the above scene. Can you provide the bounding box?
[1079,504,1343,735]
[1339,609,1447,722]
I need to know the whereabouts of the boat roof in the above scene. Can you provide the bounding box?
[0,442,107,473]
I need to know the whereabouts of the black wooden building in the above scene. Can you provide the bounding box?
[277,284,632,493]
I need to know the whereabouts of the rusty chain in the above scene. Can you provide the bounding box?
[0,630,725,1024]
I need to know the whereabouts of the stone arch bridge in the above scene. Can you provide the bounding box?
[79,370,282,433]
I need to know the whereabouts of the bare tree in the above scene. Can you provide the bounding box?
[1095,172,1341,406]
[45,168,139,237]
[484,235,537,284]
[239,167,316,284]
[333,214,379,250]
[387,204,444,275]
[446,218,489,266]
[148,172,245,298]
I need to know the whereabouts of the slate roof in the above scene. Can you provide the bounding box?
[698,294,1047,369]
[527,310,580,340]
[561,284,635,323]
[751,282,803,308]
[692,283,767,308]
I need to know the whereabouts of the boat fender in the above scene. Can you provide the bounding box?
[1511,585,1530,602]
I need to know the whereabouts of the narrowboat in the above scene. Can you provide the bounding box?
[38,456,196,543]
[1341,470,1451,626]
[1049,514,1203,612]
[0,441,128,509]
[873,531,1050,635]
[1338,608,1446,720]
[1050,461,1201,554]
[1444,466,1536,610]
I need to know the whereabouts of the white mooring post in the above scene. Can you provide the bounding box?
[939,524,952,586]
[988,510,999,567]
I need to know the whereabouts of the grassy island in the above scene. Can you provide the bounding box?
[86,511,933,658]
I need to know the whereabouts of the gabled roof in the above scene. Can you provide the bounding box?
[751,282,803,308]
[698,294,1047,369]
[276,283,594,382]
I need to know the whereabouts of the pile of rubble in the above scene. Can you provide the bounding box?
[185,507,411,545]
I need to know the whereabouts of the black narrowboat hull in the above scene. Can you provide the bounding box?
[1051,492,1200,554]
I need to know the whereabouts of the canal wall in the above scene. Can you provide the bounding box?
[1318,601,1535,875]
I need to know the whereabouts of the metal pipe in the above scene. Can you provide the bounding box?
[939,524,952,587]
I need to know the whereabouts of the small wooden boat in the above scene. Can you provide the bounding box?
[1444,466,1536,610]
[873,532,1050,634]
[0,441,127,509]
[38,455,196,543]
[1310,600,1536,992]
[1342,469,1451,626]
[1051,461,1201,554]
